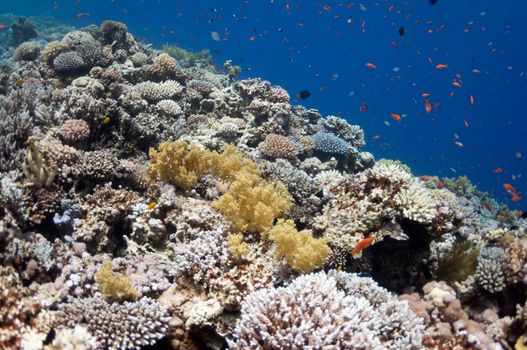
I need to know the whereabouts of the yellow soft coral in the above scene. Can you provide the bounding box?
[210,145,260,181]
[149,141,292,233]
[227,232,249,259]
[95,261,139,300]
[268,219,331,272]
[148,141,214,190]
[213,171,292,233]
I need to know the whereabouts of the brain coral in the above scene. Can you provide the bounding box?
[228,271,423,350]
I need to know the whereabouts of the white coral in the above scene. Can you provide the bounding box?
[135,80,183,102]
[228,271,424,350]
[395,181,437,223]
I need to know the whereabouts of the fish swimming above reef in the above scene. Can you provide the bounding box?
[428,0,439,5]
[296,90,311,99]
[398,26,406,38]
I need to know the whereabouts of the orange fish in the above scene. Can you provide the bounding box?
[390,113,402,122]
[516,210,524,218]
[452,81,462,88]
[436,179,444,189]
[285,3,291,13]
[365,62,377,69]
[469,95,474,105]
[419,176,430,181]
[492,167,503,174]
[352,237,374,256]
[511,193,522,202]
[472,69,481,73]
[503,183,516,192]
[425,100,432,114]
[435,64,448,70]
[421,92,430,98]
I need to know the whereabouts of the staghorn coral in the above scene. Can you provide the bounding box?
[268,219,330,272]
[94,261,139,300]
[228,271,423,350]
[258,133,298,159]
[53,296,170,350]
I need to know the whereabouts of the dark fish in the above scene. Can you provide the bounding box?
[428,0,438,5]
[359,104,368,112]
[296,90,311,99]
[398,26,406,37]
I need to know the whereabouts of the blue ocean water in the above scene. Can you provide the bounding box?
[4,0,526,207]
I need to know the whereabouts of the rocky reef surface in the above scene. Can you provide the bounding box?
[1,16,527,350]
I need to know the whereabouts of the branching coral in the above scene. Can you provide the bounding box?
[228,271,423,349]
[53,296,170,350]
[268,219,330,272]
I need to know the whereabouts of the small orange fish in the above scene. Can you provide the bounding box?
[285,3,291,13]
[424,100,432,114]
[390,113,402,122]
[365,62,377,69]
[516,210,524,218]
[352,237,374,256]
[452,81,462,88]
[421,92,430,98]
[492,167,503,174]
[511,193,522,202]
[436,179,444,189]
[435,64,448,70]
[503,183,516,192]
[469,95,474,105]
[472,69,481,73]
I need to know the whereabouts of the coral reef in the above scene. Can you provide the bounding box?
[0,16,525,350]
